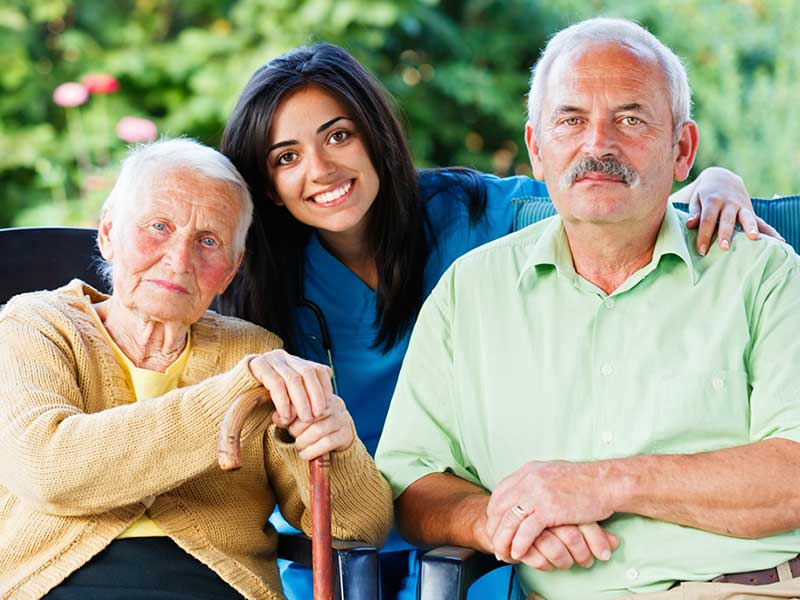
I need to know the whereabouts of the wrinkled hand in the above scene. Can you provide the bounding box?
[516,523,619,571]
[249,349,333,425]
[277,394,355,461]
[486,461,617,565]
[685,166,784,255]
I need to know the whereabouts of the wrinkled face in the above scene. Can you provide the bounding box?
[526,41,696,228]
[98,169,243,325]
[266,86,381,242]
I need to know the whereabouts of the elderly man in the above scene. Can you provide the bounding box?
[376,17,800,600]
[0,138,392,599]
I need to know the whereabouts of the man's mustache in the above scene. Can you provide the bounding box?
[560,156,640,189]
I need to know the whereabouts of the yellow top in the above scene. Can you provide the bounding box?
[87,302,191,538]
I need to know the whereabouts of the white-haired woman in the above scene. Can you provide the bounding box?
[0,138,392,600]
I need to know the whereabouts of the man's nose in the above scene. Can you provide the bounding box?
[581,119,619,158]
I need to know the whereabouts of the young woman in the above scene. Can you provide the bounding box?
[219,43,776,599]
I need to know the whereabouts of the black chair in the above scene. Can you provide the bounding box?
[0,226,380,600]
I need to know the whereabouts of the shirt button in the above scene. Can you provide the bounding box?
[602,431,614,444]
[711,376,725,391]
[604,298,615,309]
[626,567,639,580]
[601,363,614,377]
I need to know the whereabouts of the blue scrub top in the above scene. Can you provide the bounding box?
[278,172,547,598]
[294,173,548,456]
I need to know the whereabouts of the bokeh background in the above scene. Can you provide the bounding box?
[2,0,798,227]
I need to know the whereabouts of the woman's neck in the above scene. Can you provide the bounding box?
[93,298,189,372]
[318,227,378,290]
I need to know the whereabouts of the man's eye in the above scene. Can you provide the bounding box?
[201,237,217,247]
[563,117,582,126]
[622,116,642,126]
[329,130,351,144]
[277,152,297,165]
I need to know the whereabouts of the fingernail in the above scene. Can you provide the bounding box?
[750,228,758,236]
[584,558,594,568]
[720,239,729,250]
[600,549,611,560]
[699,244,707,256]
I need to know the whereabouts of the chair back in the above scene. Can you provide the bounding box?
[0,227,107,305]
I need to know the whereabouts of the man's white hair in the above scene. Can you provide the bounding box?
[527,17,692,141]
[101,136,253,255]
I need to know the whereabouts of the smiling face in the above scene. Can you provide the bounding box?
[266,86,381,247]
[526,41,697,229]
[97,169,244,326]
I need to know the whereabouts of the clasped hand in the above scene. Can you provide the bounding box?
[249,349,354,461]
[484,460,619,571]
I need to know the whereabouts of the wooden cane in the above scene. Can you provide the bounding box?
[218,388,334,600]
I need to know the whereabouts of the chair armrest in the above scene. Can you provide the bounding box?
[277,532,379,600]
[419,545,506,600]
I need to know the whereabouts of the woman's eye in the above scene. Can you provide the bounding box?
[151,222,167,232]
[200,236,217,247]
[329,130,351,144]
[276,151,297,166]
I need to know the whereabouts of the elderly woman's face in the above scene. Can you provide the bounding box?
[98,169,243,325]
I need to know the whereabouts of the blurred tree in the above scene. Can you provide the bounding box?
[0,0,796,228]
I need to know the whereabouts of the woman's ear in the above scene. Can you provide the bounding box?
[97,208,114,261]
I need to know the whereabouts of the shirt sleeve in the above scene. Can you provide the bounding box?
[746,245,800,443]
[375,269,482,498]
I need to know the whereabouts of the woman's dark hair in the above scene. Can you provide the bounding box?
[219,43,485,352]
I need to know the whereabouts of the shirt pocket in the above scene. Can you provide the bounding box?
[649,369,750,454]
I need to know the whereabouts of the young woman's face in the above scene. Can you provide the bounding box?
[266,86,380,242]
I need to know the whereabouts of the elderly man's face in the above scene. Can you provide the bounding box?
[526,41,697,228]
[98,169,243,326]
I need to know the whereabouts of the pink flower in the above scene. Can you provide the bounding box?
[53,82,89,107]
[115,116,157,143]
[81,73,119,95]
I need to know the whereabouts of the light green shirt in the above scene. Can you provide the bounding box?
[376,205,800,600]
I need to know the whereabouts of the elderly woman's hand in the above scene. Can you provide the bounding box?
[277,395,355,461]
[248,349,334,426]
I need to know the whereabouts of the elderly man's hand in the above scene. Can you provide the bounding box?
[277,395,355,460]
[514,523,619,571]
[248,349,334,425]
[485,460,619,565]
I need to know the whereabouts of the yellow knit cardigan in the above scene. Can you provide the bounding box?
[0,281,393,599]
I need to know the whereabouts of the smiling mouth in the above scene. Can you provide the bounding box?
[308,180,353,206]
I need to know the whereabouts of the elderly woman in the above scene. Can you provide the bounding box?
[0,138,392,599]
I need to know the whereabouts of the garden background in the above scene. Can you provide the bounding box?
[1,0,798,227]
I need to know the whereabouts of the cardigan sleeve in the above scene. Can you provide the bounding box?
[0,306,276,516]
[264,424,393,547]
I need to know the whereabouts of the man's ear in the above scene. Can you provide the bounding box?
[97,208,114,261]
[525,121,546,181]
[673,120,699,182]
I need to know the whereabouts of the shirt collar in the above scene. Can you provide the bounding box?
[517,204,699,289]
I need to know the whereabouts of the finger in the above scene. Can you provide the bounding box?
[578,523,612,562]
[297,427,350,461]
[529,529,574,570]
[736,207,759,240]
[755,216,784,241]
[519,545,554,571]
[251,358,294,424]
[606,529,620,551]
[486,472,527,537]
[289,357,330,418]
[491,506,534,562]
[685,190,701,228]
[269,355,314,422]
[551,525,593,568]
[715,203,738,251]
[504,512,545,563]
[696,196,723,256]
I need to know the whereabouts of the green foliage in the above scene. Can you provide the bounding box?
[0,0,797,228]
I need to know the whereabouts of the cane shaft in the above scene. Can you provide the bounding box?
[311,454,333,600]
